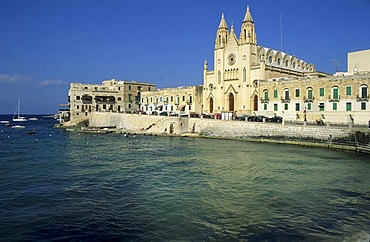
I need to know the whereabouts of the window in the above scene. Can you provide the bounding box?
[333,88,339,99]
[346,86,352,96]
[264,90,268,100]
[284,89,290,100]
[307,103,312,110]
[284,103,289,110]
[76,96,80,100]
[308,89,313,99]
[295,89,300,97]
[274,90,278,98]
[182,96,185,102]
[361,102,366,110]
[118,97,122,101]
[295,103,300,111]
[361,85,368,98]
[150,97,153,103]
[277,58,281,65]
[128,85,131,90]
[170,96,173,102]
[269,56,273,63]
[320,88,325,97]
[264,104,267,110]
[148,87,151,91]
[160,96,163,102]
[285,60,289,67]
[346,102,352,111]
[319,103,325,111]
[188,95,192,103]
[333,103,337,111]
[274,104,278,111]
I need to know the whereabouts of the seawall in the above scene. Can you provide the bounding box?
[87,112,370,154]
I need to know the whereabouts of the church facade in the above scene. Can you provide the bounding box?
[202,7,318,115]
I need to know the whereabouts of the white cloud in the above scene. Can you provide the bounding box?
[37,79,68,86]
[0,74,32,84]
[0,73,68,86]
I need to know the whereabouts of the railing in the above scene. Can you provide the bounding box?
[281,97,291,103]
[356,94,369,102]
[260,98,269,103]
[328,95,340,102]
[303,96,315,103]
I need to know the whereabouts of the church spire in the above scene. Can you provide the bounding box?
[243,5,254,23]
[215,13,229,49]
[240,5,256,45]
[218,13,228,30]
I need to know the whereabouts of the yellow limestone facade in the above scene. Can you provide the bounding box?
[202,7,316,115]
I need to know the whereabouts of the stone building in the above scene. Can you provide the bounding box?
[68,79,155,124]
[202,6,319,115]
[257,74,370,124]
[141,86,203,115]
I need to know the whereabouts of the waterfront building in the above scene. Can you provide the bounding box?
[68,79,155,124]
[257,73,370,124]
[140,86,203,115]
[202,6,320,115]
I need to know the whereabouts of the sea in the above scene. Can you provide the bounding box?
[0,114,369,241]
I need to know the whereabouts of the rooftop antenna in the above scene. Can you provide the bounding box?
[280,15,283,51]
[330,60,340,73]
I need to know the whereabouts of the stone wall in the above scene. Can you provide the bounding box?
[88,112,370,154]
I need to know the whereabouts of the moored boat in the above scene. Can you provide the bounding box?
[11,125,25,129]
[13,100,27,122]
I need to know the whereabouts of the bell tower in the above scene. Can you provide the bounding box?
[215,13,229,50]
[240,6,256,45]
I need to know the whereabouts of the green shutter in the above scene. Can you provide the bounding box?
[346,86,351,95]
[320,88,324,97]
[333,103,337,111]
[308,90,313,99]
[333,89,339,99]
[274,90,278,98]
[346,102,352,111]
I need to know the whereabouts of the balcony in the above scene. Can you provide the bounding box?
[186,100,192,105]
[260,98,269,103]
[357,94,369,102]
[281,97,291,103]
[328,95,340,102]
[94,96,116,104]
[303,96,315,103]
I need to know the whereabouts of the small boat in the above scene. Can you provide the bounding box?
[27,130,36,134]
[11,125,25,129]
[13,100,27,122]
[28,117,38,121]
[0,121,9,124]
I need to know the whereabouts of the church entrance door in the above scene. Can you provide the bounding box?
[229,93,234,111]
[209,97,214,113]
[254,95,258,111]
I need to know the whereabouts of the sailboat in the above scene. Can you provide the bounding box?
[13,100,27,122]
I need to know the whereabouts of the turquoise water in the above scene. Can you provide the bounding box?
[0,115,369,241]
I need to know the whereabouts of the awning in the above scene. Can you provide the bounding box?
[176,104,186,110]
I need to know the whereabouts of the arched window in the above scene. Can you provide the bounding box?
[360,85,368,98]
[218,35,221,44]
[243,68,246,82]
[284,88,290,100]
[285,60,289,67]
[263,89,269,100]
[244,29,246,39]
[293,62,296,69]
[269,56,273,63]
[332,86,339,99]
[277,58,281,65]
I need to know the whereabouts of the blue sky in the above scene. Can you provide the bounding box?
[1,0,369,114]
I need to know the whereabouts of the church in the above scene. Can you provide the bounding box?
[202,6,318,115]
